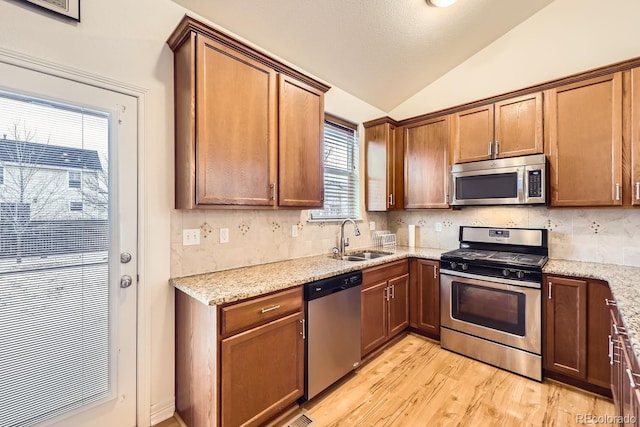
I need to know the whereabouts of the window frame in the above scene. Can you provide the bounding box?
[68,170,81,189]
[69,201,83,212]
[0,164,4,184]
[308,114,360,222]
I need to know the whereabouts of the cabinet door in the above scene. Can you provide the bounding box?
[365,123,402,211]
[452,104,494,163]
[631,68,640,206]
[220,311,304,427]
[611,309,623,416]
[195,35,277,206]
[361,281,388,357]
[544,276,588,380]
[545,73,623,206]
[388,126,404,210]
[404,117,450,209]
[388,274,410,339]
[494,92,543,158]
[278,74,324,207]
[409,259,440,338]
[587,281,612,388]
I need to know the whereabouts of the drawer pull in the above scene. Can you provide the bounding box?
[605,298,616,306]
[260,305,281,314]
[613,323,627,336]
[626,368,640,389]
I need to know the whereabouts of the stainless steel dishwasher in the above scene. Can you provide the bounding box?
[303,270,362,401]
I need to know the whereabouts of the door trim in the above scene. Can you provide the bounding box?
[0,47,152,427]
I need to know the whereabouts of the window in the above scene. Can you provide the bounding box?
[0,165,3,184]
[69,201,83,212]
[309,114,360,220]
[68,170,81,188]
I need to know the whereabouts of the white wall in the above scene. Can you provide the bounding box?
[0,1,385,423]
[390,0,640,119]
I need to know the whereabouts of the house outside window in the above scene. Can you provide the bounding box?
[0,165,4,184]
[309,114,360,221]
[0,202,31,221]
[69,201,83,212]
[68,170,81,189]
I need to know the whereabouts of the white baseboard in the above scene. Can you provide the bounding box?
[150,398,176,426]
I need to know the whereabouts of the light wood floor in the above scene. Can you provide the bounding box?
[155,333,616,427]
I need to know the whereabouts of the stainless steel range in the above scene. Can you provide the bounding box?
[440,226,548,381]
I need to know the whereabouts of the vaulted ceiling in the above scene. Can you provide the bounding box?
[171,0,554,112]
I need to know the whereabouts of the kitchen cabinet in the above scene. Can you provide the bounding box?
[403,116,450,209]
[631,68,640,206]
[168,16,329,209]
[175,286,304,427]
[545,73,623,207]
[609,301,640,425]
[361,259,409,357]
[364,118,404,211]
[544,275,612,392]
[409,259,440,339]
[451,92,543,164]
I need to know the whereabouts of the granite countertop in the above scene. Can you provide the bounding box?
[170,248,640,364]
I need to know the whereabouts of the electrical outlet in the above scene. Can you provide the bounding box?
[183,229,200,246]
[369,221,376,231]
[435,222,443,232]
[291,225,298,237]
[220,228,229,243]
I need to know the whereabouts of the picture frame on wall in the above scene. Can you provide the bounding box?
[21,0,80,22]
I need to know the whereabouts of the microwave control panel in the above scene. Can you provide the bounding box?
[528,170,542,197]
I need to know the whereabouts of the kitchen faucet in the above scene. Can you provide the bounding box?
[339,218,361,255]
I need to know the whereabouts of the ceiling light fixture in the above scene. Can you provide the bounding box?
[426,0,457,7]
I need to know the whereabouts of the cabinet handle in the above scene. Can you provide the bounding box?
[433,266,438,279]
[321,189,325,201]
[260,304,280,314]
[615,183,621,201]
[300,319,305,340]
[494,141,499,156]
[391,284,395,299]
[636,182,640,200]
[626,368,639,389]
[605,298,617,307]
[613,323,627,336]
[488,141,493,156]
[389,193,394,206]
[270,183,277,200]
[548,282,552,299]
[383,286,388,302]
[609,335,614,365]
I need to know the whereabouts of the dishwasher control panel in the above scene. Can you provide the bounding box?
[304,270,363,301]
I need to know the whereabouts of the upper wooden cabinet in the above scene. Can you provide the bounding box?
[168,17,329,209]
[631,68,640,206]
[364,118,404,211]
[403,116,450,209]
[452,92,543,164]
[545,73,623,207]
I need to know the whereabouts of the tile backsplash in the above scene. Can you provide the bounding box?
[171,209,387,277]
[389,207,640,267]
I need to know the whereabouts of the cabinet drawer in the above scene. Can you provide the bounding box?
[220,287,302,336]
[362,259,409,289]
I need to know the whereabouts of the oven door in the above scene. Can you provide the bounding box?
[451,166,524,206]
[440,269,541,354]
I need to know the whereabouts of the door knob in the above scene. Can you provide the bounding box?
[120,252,132,263]
[120,275,133,288]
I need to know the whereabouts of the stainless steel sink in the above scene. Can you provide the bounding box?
[336,250,394,262]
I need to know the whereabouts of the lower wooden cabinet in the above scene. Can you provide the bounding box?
[361,259,409,357]
[543,275,612,391]
[610,301,640,426]
[409,258,440,339]
[175,286,304,427]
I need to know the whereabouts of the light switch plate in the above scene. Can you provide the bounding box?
[435,222,443,232]
[183,229,200,246]
[220,228,229,243]
[369,221,376,231]
[291,225,298,237]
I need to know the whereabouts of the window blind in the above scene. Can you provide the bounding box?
[309,115,360,220]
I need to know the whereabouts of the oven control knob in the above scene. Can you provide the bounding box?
[516,271,525,279]
[461,263,469,271]
[502,269,511,277]
[450,262,457,269]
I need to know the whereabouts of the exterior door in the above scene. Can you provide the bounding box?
[0,61,137,426]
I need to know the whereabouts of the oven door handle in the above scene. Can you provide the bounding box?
[439,269,541,290]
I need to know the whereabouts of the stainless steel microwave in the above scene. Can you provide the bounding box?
[450,154,546,206]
